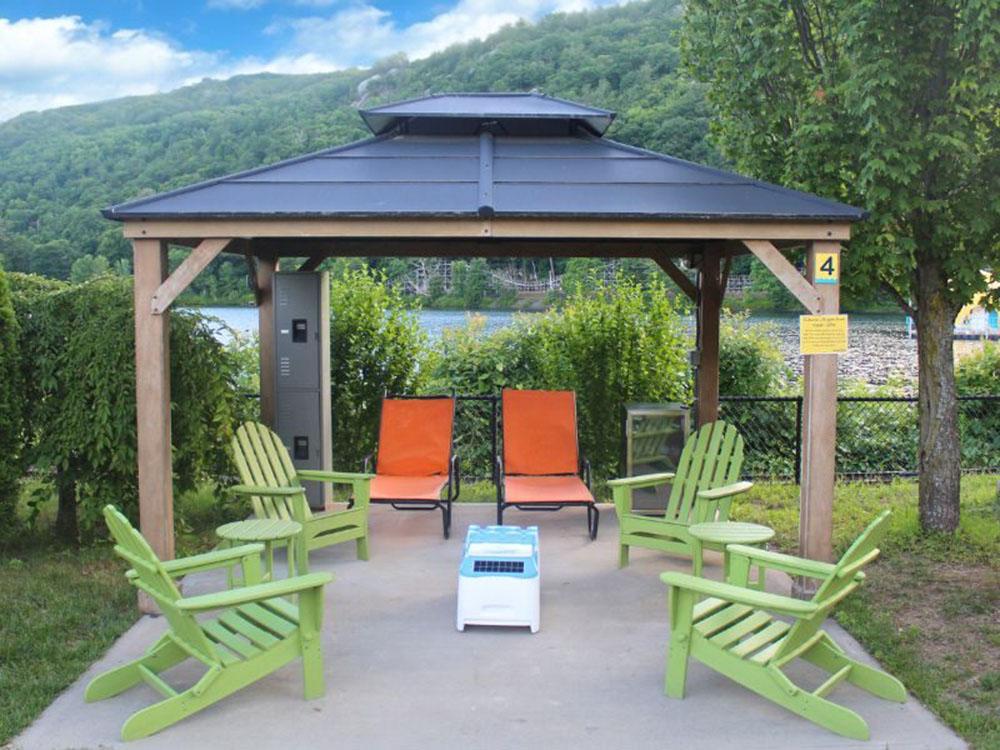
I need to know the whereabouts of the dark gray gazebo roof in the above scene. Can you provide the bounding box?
[104,93,863,223]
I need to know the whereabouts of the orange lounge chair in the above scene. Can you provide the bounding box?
[496,389,598,539]
[365,396,459,538]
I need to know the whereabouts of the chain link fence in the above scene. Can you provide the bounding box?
[721,394,1000,481]
[242,392,999,483]
[453,395,498,483]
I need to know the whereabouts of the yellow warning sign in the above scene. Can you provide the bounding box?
[800,315,848,355]
[813,252,839,284]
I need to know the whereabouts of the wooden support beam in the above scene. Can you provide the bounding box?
[124,217,852,242]
[150,238,231,314]
[653,257,697,301]
[695,245,722,426]
[256,254,278,427]
[251,237,705,260]
[133,239,174,612]
[797,241,841,592]
[742,240,822,314]
[298,255,324,272]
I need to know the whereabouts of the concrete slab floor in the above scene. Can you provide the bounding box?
[12,504,965,750]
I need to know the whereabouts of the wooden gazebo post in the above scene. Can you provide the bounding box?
[799,240,841,575]
[695,244,722,425]
[132,239,174,565]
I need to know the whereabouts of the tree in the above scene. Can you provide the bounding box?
[68,254,111,283]
[684,0,1000,532]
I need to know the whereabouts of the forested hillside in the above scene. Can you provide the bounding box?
[0,0,714,300]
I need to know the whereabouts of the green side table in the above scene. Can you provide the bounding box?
[689,521,775,588]
[217,518,304,582]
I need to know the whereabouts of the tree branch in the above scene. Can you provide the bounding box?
[881,278,916,320]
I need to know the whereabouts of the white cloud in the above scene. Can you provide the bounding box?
[0,1,627,121]
[0,16,219,120]
[276,0,611,68]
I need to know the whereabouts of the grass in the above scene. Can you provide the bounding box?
[0,543,136,744]
[732,475,1000,750]
[0,481,242,746]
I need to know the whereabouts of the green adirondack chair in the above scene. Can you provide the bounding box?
[608,420,753,568]
[230,422,373,568]
[87,505,333,741]
[660,510,906,740]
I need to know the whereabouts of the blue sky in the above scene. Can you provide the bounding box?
[0,0,626,121]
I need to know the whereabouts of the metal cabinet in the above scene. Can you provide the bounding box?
[622,403,690,513]
[272,272,332,509]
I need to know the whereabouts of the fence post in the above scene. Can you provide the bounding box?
[794,395,803,485]
[491,395,498,483]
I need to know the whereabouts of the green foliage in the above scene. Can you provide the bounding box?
[220,329,262,424]
[956,342,1000,395]
[955,343,1000,469]
[68,255,111,283]
[0,264,22,531]
[743,258,800,312]
[561,258,605,295]
[430,274,691,482]
[719,312,789,396]
[329,268,426,469]
[683,0,1000,530]
[0,0,718,304]
[836,379,919,477]
[683,0,1000,313]
[535,275,691,479]
[10,275,238,535]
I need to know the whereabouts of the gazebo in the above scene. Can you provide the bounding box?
[104,93,861,599]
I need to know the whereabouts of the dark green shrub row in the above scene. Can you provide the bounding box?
[0,264,21,529]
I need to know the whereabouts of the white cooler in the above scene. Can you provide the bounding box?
[456,525,540,633]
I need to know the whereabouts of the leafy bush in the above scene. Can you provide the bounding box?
[719,312,790,396]
[430,274,691,483]
[955,343,1000,469]
[956,342,1000,395]
[716,313,794,477]
[0,264,22,530]
[429,316,550,477]
[10,274,239,538]
[329,268,427,469]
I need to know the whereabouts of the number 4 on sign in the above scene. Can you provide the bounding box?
[814,252,839,285]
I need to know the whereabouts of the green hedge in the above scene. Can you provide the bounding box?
[329,268,426,470]
[8,274,239,539]
[0,264,21,530]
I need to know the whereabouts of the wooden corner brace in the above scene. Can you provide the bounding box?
[150,239,232,315]
[741,240,822,314]
[653,257,698,301]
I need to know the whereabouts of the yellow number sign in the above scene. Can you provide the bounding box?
[800,314,848,355]
[814,252,839,284]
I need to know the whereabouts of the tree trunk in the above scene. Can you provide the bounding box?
[54,468,78,545]
[915,261,961,532]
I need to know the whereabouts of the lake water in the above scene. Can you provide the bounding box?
[192,307,915,383]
